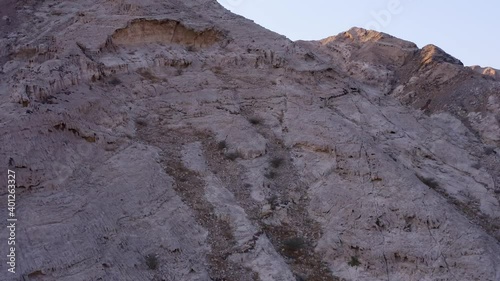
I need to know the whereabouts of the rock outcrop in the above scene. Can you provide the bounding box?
[1,1,499,281]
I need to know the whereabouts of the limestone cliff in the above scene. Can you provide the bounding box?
[1,1,499,281]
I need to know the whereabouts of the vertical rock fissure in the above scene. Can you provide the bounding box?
[201,119,340,280]
[137,127,257,280]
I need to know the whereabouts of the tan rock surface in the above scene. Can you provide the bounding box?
[1,1,499,281]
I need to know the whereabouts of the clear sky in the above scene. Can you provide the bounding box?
[217,0,500,68]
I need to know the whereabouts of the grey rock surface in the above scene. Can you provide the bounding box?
[0,1,499,280]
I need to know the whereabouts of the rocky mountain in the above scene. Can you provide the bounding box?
[1,1,499,280]
[470,65,500,80]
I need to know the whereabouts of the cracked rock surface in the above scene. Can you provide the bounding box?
[1,1,499,280]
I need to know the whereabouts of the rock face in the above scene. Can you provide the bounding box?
[470,65,500,80]
[1,1,499,281]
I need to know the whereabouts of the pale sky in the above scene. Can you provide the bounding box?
[217,0,500,69]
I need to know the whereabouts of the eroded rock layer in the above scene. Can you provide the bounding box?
[1,1,499,281]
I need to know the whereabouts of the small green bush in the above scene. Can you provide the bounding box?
[248,117,262,125]
[109,77,122,86]
[135,119,148,127]
[145,254,158,270]
[348,256,361,267]
[217,140,227,150]
[283,237,306,252]
[270,157,284,168]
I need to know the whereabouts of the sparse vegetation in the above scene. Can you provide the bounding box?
[217,140,227,150]
[136,119,148,127]
[248,117,262,125]
[283,237,306,252]
[270,157,284,168]
[348,256,361,267]
[145,254,158,270]
[108,77,122,86]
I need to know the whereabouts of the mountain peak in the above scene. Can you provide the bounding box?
[1,2,499,281]
[470,65,500,79]
[420,44,463,66]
